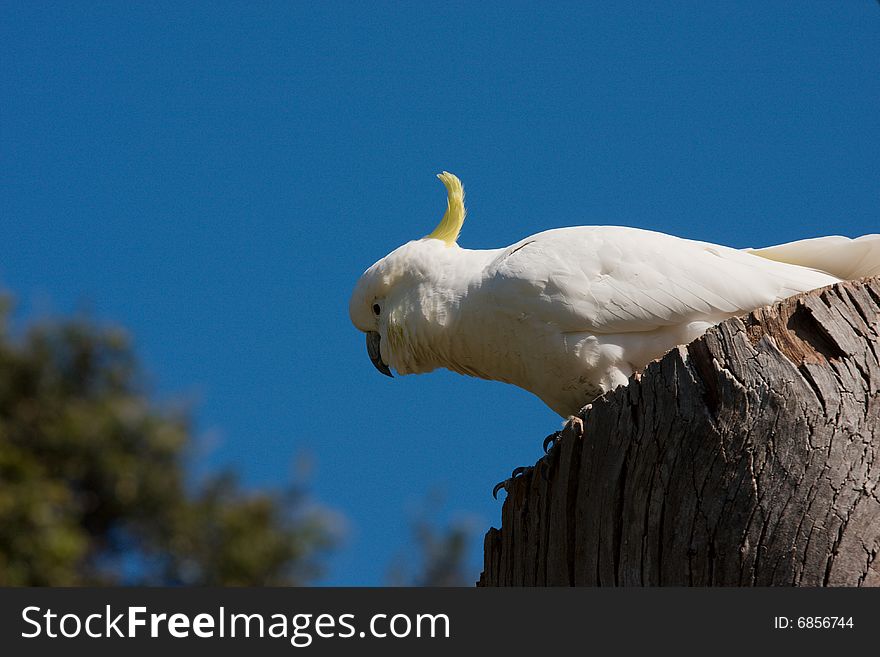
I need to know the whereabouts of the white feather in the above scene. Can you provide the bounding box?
[745,234,880,280]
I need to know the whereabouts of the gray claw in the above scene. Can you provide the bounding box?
[493,466,534,499]
[510,465,531,479]
[543,431,561,454]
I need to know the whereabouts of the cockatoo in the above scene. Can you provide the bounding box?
[349,172,879,419]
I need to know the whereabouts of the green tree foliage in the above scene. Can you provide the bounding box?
[409,516,473,587]
[0,299,334,585]
[387,493,477,587]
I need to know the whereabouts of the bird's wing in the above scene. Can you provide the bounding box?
[484,226,839,334]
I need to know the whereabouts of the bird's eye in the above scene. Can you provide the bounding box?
[372,303,381,316]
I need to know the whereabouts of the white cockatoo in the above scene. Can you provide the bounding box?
[349,173,879,419]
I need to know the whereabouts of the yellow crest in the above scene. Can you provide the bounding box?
[426,172,466,245]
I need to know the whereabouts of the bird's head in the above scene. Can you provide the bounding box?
[349,172,467,377]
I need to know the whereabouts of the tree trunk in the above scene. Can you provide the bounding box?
[478,277,880,586]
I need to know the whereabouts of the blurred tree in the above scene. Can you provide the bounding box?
[0,298,335,585]
[387,492,477,587]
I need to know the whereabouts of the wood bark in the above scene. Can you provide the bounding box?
[478,278,880,586]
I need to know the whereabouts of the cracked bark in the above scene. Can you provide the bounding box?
[478,277,880,587]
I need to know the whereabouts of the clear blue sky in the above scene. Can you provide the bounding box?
[1,2,877,585]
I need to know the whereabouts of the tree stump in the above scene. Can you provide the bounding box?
[478,278,880,586]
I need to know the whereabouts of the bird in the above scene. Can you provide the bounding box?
[349,172,879,422]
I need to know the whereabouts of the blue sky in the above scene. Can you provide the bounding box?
[1,2,877,585]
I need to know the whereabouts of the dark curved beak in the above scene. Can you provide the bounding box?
[366,331,393,378]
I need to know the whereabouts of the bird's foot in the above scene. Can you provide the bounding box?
[492,465,534,500]
[565,403,593,438]
[495,405,594,499]
[564,413,584,439]
[566,415,584,438]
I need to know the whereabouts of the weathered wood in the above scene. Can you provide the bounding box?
[478,278,880,586]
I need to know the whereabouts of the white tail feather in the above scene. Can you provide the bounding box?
[746,234,880,280]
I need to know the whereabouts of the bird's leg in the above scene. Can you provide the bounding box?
[492,465,534,499]
[565,415,584,438]
[564,403,591,439]
[546,403,590,455]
